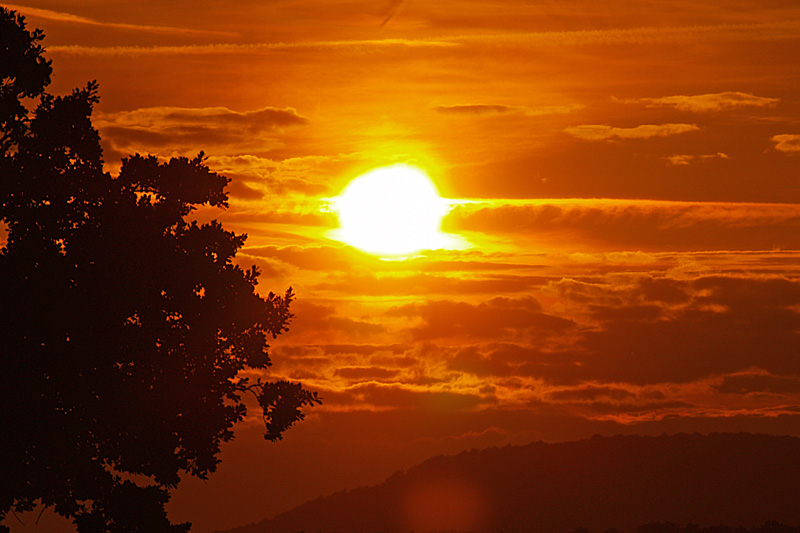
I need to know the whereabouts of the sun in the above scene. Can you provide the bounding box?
[332,164,456,256]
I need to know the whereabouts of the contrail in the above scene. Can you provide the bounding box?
[3,3,237,37]
[380,0,408,28]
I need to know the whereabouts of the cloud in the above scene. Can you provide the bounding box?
[387,297,576,341]
[772,134,800,153]
[565,123,699,140]
[4,3,235,37]
[245,246,354,272]
[423,274,800,389]
[334,366,401,381]
[433,103,582,117]
[224,209,336,227]
[448,346,515,378]
[266,343,428,388]
[544,384,667,404]
[204,153,367,197]
[95,106,308,160]
[97,106,308,130]
[286,275,800,421]
[269,271,800,423]
[446,343,566,379]
[48,39,458,56]
[249,246,538,281]
[46,20,800,59]
[626,92,778,112]
[276,344,407,358]
[323,382,492,412]
[433,104,522,115]
[444,199,800,251]
[453,21,800,48]
[225,180,264,200]
[283,300,388,341]
[667,155,694,166]
[666,153,729,165]
[566,275,800,385]
[312,272,548,296]
[715,371,800,395]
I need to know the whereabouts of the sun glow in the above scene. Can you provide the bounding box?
[332,164,458,257]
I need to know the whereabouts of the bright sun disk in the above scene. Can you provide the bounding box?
[332,164,456,256]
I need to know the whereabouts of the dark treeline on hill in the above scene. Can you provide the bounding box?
[218,433,800,533]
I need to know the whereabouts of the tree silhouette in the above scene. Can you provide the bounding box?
[0,8,320,532]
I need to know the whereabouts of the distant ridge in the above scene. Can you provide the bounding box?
[218,433,800,533]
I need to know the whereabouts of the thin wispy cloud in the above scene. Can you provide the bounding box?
[434,104,522,115]
[433,103,582,116]
[5,3,237,37]
[48,38,458,56]
[565,123,699,140]
[666,153,729,165]
[46,20,800,57]
[451,20,800,47]
[624,92,779,112]
[444,198,800,251]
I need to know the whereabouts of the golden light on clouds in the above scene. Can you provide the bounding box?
[330,164,465,257]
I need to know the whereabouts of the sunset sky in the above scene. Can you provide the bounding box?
[7,1,800,531]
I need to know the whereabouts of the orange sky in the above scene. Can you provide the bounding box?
[7,1,800,531]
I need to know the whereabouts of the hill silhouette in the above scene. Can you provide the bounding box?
[217,433,800,533]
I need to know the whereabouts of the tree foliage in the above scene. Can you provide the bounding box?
[0,8,320,532]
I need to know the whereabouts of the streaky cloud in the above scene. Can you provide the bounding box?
[48,39,459,56]
[434,103,582,116]
[95,105,308,128]
[449,20,800,47]
[4,3,236,37]
[95,106,309,164]
[666,152,729,165]
[434,104,523,115]
[623,92,779,112]
[46,20,800,57]
[565,123,699,140]
[444,199,800,251]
